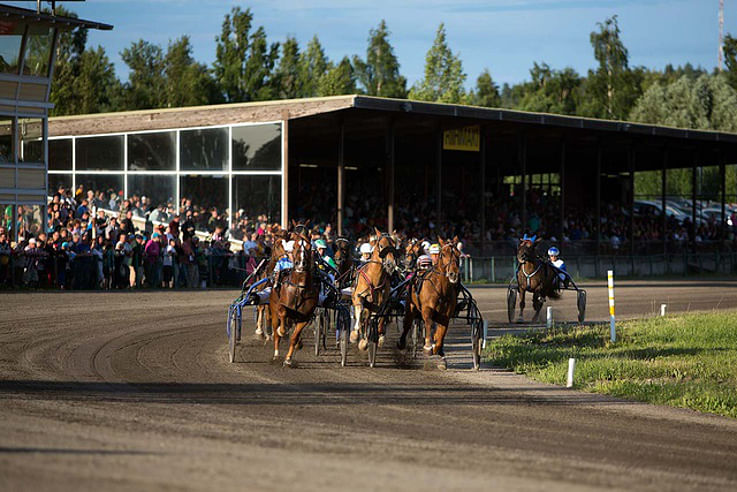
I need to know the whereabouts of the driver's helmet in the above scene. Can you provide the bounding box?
[429,244,441,255]
[359,243,373,255]
[547,246,560,257]
[421,240,431,254]
[314,239,327,250]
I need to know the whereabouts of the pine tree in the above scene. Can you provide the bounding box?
[120,39,165,110]
[297,35,329,98]
[273,36,301,99]
[318,57,356,96]
[353,20,407,98]
[409,24,467,104]
[213,7,279,102]
[471,69,501,107]
[76,46,122,114]
[164,36,221,107]
[723,34,737,90]
[49,7,90,115]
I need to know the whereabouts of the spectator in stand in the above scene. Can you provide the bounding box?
[163,238,176,288]
[144,232,162,288]
[131,234,144,288]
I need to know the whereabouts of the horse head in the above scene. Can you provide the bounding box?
[333,237,352,273]
[373,227,397,274]
[402,238,423,271]
[438,236,461,284]
[517,234,540,264]
[291,233,312,273]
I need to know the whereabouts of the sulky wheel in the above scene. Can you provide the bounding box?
[577,290,587,323]
[471,320,482,370]
[228,307,239,363]
[507,286,517,324]
[313,311,322,356]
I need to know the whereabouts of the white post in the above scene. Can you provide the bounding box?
[567,358,576,388]
[546,306,553,329]
[482,320,488,349]
[608,270,616,343]
[660,304,667,316]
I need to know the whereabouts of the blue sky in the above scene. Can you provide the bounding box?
[13,1,737,88]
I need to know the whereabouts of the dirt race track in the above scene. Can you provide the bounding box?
[1,280,737,491]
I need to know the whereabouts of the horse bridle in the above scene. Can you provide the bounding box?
[438,243,460,283]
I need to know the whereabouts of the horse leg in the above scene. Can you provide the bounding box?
[518,289,526,323]
[255,306,264,337]
[377,318,386,348]
[284,320,308,367]
[433,323,449,370]
[532,294,543,323]
[350,302,362,343]
[271,309,281,361]
[422,308,434,354]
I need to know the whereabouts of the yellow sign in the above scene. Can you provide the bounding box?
[443,125,480,152]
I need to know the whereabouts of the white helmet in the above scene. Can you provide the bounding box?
[421,240,431,254]
[359,243,373,255]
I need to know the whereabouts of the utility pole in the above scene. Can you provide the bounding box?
[719,0,725,71]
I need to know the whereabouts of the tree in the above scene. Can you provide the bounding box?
[518,64,581,115]
[120,39,165,110]
[581,15,641,120]
[409,24,467,104]
[164,36,221,107]
[297,35,329,98]
[723,34,737,90]
[353,20,407,98]
[49,6,90,115]
[471,69,500,107]
[213,7,279,102]
[318,57,356,96]
[76,46,122,114]
[272,36,301,99]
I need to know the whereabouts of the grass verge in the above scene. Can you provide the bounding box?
[484,311,737,418]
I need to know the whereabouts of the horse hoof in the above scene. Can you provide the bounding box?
[397,338,406,350]
[255,327,263,336]
[277,327,287,337]
[358,339,368,351]
[378,335,386,348]
[349,330,359,344]
[283,358,296,368]
[423,344,433,354]
[271,355,280,364]
[437,358,447,371]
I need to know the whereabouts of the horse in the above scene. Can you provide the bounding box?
[254,227,289,339]
[350,227,397,350]
[332,237,354,287]
[269,233,319,367]
[398,236,461,369]
[400,238,424,273]
[515,236,560,322]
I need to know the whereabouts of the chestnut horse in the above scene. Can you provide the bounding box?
[269,234,318,366]
[398,237,460,368]
[350,228,397,349]
[515,237,560,322]
[254,227,289,339]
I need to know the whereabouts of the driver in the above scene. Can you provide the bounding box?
[547,246,569,288]
[429,243,441,265]
[315,239,337,285]
[358,242,373,266]
[271,239,294,290]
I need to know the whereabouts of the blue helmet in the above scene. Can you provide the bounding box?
[547,246,560,257]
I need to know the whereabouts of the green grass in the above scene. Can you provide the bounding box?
[484,311,737,418]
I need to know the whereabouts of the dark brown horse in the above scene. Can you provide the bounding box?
[398,237,460,368]
[515,237,560,322]
[332,237,354,285]
[269,234,318,366]
[350,228,397,350]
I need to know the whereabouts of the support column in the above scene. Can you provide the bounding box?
[662,148,667,255]
[560,139,566,238]
[337,121,345,237]
[692,154,697,250]
[387,122,395,233]
[629,145,635,256]
[281,112,289,229]
[480,127,486,251]
[519,133,527,233]
[436,128,442,224]
[596,143,602,255]
[720,150,726,241]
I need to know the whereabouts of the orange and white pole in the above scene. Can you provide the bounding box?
[607,270,616,342]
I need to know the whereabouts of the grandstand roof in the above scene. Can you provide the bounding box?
[0,4,113,31]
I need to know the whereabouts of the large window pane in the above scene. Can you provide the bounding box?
[19,118,43,163]
[49,139,72,170]
[22,26,53,77]
[180,127,227,171]
[75,174,124,211]
[0,25,24,75]
[180,175,228,232]
[0,117,13,163]
[48,173,71,196]
[232,123,281,170]
[128,175,176,212]
[128,131,176,170]
[76,135,124,171]
[232,176,281,231]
